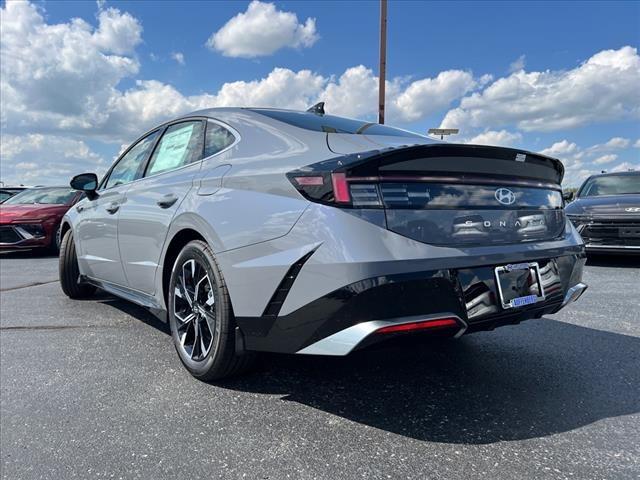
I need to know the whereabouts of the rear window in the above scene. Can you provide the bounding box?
[251,109,423,138]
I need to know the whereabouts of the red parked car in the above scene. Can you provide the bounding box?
[0,187,83,253]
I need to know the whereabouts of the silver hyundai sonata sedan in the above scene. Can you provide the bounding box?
[60,106,587,380]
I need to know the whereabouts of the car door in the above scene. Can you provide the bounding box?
[117,119,207,294]
[75,129,161,286]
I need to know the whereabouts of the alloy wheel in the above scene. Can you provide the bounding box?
[173,258,216,362]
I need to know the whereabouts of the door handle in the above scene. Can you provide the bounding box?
[105,202,120,214]
[157,194,178,209]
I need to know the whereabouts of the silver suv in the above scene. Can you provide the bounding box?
[60,107,587,380]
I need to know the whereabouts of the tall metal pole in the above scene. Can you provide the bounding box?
[378,0,387,124]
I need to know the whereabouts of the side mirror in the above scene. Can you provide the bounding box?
[562,191,575,202]
[70,173,99,200]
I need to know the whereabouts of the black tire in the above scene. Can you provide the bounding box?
[59,230,96,299]
[49,224,61,255]
[168,240,256,381]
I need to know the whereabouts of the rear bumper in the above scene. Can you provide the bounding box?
[236,252,587,355]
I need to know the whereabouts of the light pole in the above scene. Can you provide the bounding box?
[378,0,387,124]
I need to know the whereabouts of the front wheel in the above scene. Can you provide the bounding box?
[50,224,62,254]
[59,229,96,299]
[168,240,256,381]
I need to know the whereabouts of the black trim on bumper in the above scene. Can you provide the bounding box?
[236,252,586,354]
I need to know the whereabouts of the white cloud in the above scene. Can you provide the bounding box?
[2,1,637,188]
[205,68,326,110]
[602,137,631,149]
[441,46,640,132]
[3,1,469,146]
[1,1,141,138]
[540,140,579,157]
[593,154,618,165]
[0,0,474,146]
[586,136,631,153]
[465,130,522,147]
[92,7,142,55]
[540,138,638,186]
[206,1,318,58]
[634,139,640,148]
[171,52,185,65]
[0,134,105,185]
[392,70,477,122]
[611,162,638,172]
[509,54,526,73]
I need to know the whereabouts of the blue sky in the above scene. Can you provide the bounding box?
[1,0,639,186]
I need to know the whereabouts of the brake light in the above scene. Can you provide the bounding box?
[376,317,458,334]
[294,176,324,186]
[331,173,350,203]
[288,171,383,207]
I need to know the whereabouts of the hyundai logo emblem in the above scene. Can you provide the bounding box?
[495,188,516,205]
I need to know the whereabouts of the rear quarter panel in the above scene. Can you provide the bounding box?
[188,110,339,252]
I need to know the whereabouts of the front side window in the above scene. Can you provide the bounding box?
[105,130,161,189]
[146,121,205,176]
[578,174,640,197]
[204,120,235,158]
[3,187,76,205]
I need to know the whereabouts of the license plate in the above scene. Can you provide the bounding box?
[494,262,546,310]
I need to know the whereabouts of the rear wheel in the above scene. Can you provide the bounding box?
[168,240,256,381]
[59,230,96,299]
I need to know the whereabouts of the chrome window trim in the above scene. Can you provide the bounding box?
[100,128,163,192]
[202,118,241,160]
[99,117,241,190]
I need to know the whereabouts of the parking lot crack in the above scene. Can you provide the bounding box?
[0,324,121,331]
[0,279,59,292]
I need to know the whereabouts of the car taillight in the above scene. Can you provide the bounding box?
[288,172,383,208]
[331,173,350,203]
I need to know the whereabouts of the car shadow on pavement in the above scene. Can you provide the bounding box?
[217,320,640,445]
[95,294,171,335]
[92,292,640,445]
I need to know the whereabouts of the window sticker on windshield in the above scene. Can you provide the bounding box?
[149,124,194,174]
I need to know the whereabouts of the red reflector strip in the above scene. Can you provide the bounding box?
[331,172,350,203]
[376,318,458,334]
[294,176,324,186]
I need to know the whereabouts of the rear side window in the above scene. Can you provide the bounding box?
[146,120,205,176]
[105,130,160,189]
[251,109,423,138]
[204,120,235,157]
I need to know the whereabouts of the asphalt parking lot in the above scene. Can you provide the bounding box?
[1,253,639,480]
